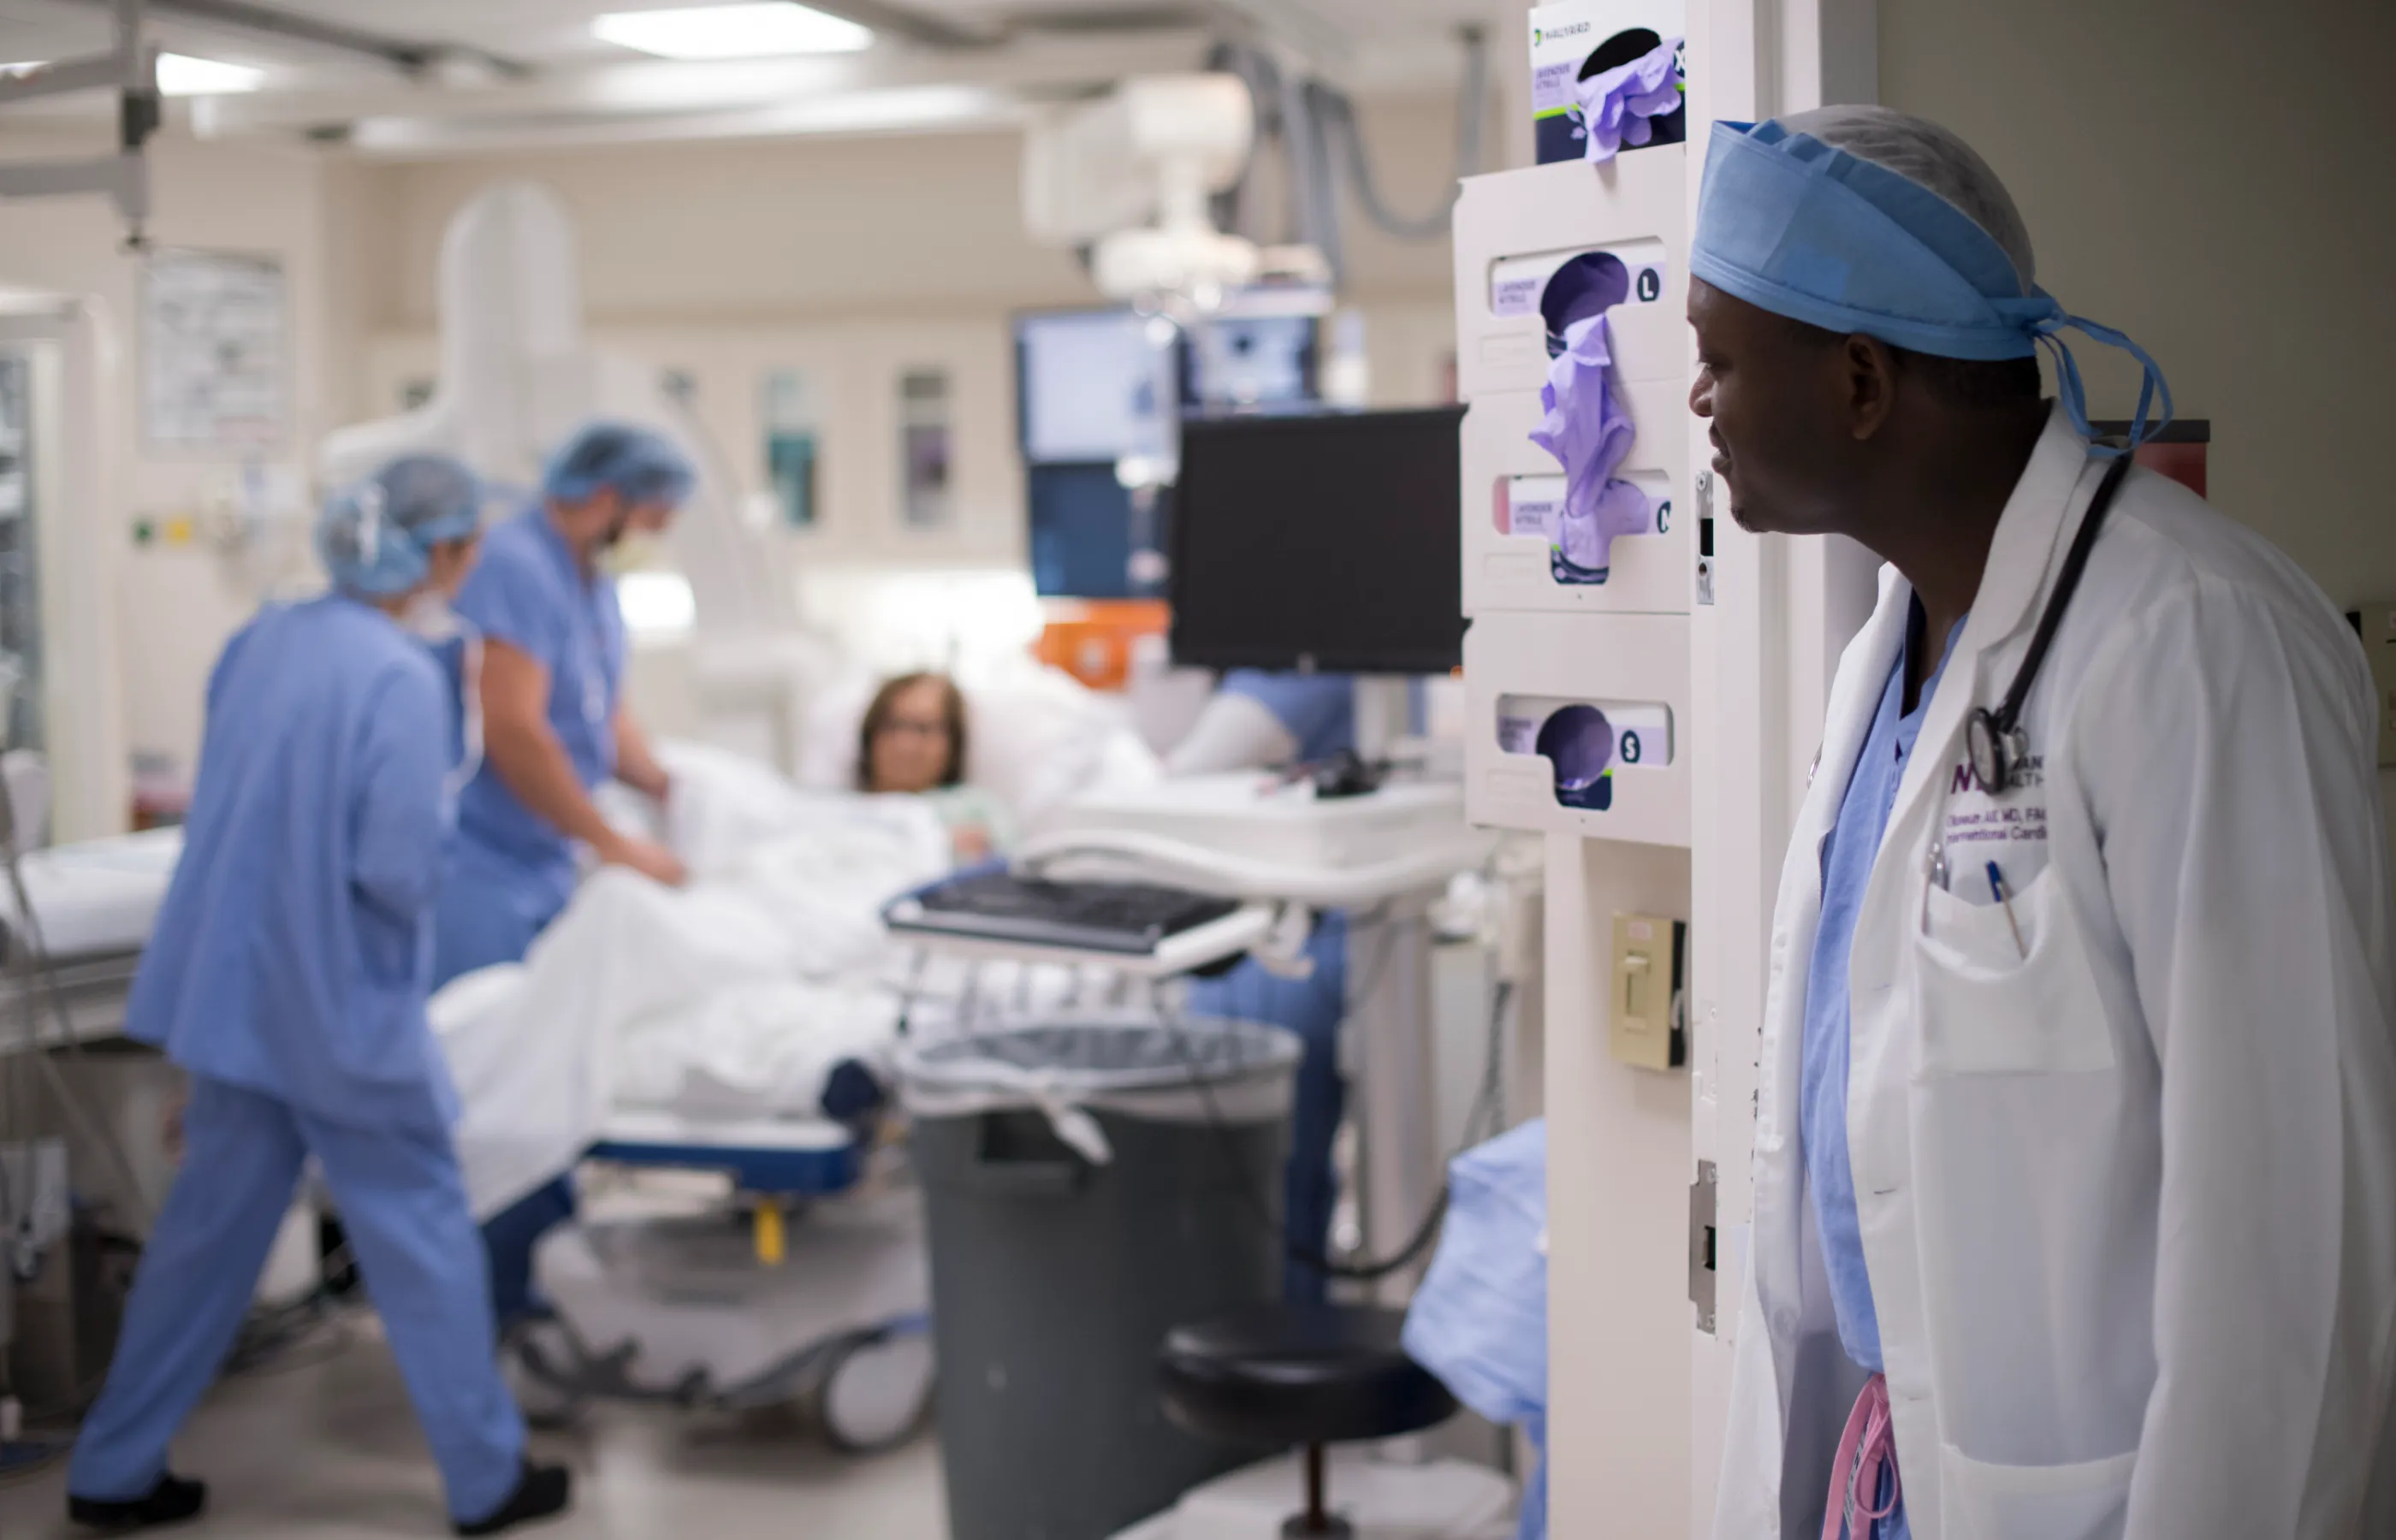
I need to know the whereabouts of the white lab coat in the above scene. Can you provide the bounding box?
[1713,406,2396,1540]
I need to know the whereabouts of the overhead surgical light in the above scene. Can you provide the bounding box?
[592,3,875,61]
[156,54,265,97]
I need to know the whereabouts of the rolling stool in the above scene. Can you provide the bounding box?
[1159,1305,1459,1538]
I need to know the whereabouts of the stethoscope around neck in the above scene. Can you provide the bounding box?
[1960,453,2135,796]
[1925,453,2133,904]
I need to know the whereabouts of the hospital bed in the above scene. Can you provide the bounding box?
[0,818,941,1448]
[513,1113,935,1452]
[0,670,1202,1451]
[485,667,1172,1443]
[0,828,182,1052]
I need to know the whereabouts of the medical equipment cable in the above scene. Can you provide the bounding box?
[1314,26,1490,242]
[1204,27,1485,284]
[0,842,163,1236]
[224,1291,361,1381]
[1159,968,1515,1283]
[0,783,161,1254]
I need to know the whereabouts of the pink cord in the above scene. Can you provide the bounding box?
[1819,1372,1901,1540]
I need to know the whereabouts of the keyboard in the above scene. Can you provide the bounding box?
[885,872,1242,957]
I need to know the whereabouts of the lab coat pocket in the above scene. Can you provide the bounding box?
[1915,869,2114,1076]
[1938,1442,2134,1540]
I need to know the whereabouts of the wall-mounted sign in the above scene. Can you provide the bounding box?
[140,249,288,454]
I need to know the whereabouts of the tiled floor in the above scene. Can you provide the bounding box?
[0,1324,949,1539]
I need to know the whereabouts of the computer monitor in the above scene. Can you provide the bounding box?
[1181,314,1317,409]
[1028,464,1171,601]
[1168,406,1467,675]
[1015,308,1167,465]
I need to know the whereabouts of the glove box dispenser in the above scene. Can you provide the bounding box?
[1464,611,1691,847]
[1452,149,1689,403]
[1462,383,1690,617]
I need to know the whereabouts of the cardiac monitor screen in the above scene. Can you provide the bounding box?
[1169,406,1466,675]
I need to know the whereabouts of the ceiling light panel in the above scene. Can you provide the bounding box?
[157,53,267,96]
[592,3,874,61]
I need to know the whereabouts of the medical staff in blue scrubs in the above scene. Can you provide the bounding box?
[433,422,691,984]
[1165,669,1355,778]
[1176,670,1355,1302]
[1796,600,1961,1540]
[432,423,693,1327]
[66,458,571,1538]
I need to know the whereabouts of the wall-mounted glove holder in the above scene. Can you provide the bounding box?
[1452,149,1689,402]
[1495,693,1674,813]
[1493,471,1676,587]
[1486,240,1677,394]
[1464,611,1691,846]
[1462,388,1688,618]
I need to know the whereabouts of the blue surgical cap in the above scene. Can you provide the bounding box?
[542,421,697,510]
[318,453,485,596]
[1691,113,2170,447]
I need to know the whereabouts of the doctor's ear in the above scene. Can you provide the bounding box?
[1843,333,1901,442]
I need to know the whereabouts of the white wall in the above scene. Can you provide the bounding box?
[361,93,1474,329]
[1876,0,2396,897]
[0,86,1475,791]
[0,128,355,793]
[338,103,1469,630]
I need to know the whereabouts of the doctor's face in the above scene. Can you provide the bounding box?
[1688,279,1872,536]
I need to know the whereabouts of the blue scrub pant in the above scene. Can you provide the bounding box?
[69,1077,525,1526]
[431,838,579,1326]
[1191,913,1349,1305]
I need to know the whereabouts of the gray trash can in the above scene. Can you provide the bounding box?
[900,1016,1303,1540]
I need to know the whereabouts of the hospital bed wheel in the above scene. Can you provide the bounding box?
[817,1328,934,1454]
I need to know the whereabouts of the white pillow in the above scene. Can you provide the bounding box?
[794,666,1160,833]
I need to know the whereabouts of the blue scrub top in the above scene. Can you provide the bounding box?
[125,596,457,1133]
[448,508,626,880]
[1221,671,1355,764]
[1802,600,1959,1540]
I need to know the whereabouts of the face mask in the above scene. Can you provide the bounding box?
[400,590,466,643]
[447,634,487,808]
[600,533,668,577]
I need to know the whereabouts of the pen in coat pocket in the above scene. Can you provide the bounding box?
[1987,860,2026,959]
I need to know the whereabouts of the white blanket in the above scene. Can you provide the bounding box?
[0,828,185,960]
[434,748,957,1220]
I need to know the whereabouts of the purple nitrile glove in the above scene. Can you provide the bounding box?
[1530,315,1649,578]
[1556,476,1656,577]
[1571,37,1684,163]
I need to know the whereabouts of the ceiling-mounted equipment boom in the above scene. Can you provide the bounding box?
[0,0,158,246]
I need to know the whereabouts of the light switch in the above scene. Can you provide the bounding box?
[1611,913,1687,1071]
[2359,606,2396,768]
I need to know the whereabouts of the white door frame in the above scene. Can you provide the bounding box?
[0,296,131,840]
[1684,1,1878,1534]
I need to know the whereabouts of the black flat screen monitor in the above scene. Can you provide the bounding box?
[1169,406,1466,675]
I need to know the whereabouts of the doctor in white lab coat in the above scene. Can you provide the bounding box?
[1686,109,2396,1539]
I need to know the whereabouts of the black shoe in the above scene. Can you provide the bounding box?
[454,1461,572,1537]
[67,1474,207,1532]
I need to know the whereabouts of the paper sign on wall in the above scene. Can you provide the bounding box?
[140,250,288,454]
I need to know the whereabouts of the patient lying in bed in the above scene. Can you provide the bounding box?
[432,745,953,1220]
[434,668,1165,1225]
